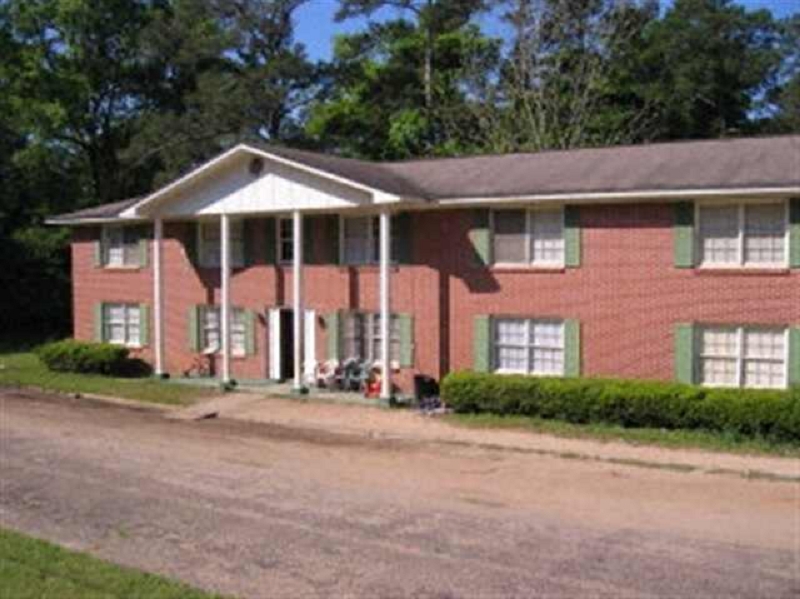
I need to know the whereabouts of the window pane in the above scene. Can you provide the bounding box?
[744,204,785,265]
[700,327,738,358]
[531,210,564,264]
[493,211,526,263]
[531,320,563,349]
[496,346,527,371]
[699,205,739,265]
[744,329,784,360]
[700,358,738,386]
[106,228,124,266]
[344,217,370,264]
[531,348,564,375]
[371,216,380,263]
[496,319,526,345]
[743,359,784,389]
[279,219,293,262]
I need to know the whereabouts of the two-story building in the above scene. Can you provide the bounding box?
[49,135,800,399]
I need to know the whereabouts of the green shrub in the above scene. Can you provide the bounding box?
[441,372,800,442]
[35,340,130,375]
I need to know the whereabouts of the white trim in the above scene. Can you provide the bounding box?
[379,211,391,400]
[292,210,304,391]
[120,145,404,218]
[220,214,232,383]
[153,218,164,375]
[269,308,282,380]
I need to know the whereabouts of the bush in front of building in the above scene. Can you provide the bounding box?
[36,340,131,375]
[441,372,799,442]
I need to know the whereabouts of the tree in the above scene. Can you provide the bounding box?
[307,1,499,157]
[638,0,784,139]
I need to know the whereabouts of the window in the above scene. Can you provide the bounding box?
[494,318,565,375]
[492,208,564,266]
[103,226,141,267]
[342,312,400,363]
[698,202,787,267]
[698,326,787,389]
[342,215,398,265]
[201,307,246,357]
[198,221,245,268]
[103,303,141,347]
[278,217,293,263]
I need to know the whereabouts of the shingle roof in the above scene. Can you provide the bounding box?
[49,135,800,223]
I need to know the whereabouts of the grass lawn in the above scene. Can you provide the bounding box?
[445,413,800,458]
[0,528,226,599]
[0,352,215,406]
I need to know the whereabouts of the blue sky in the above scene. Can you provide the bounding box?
[294,0,798,61]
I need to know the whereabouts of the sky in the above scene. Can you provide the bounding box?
[294,0,799,62]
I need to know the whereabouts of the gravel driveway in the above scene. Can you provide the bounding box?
[1,388,797,598]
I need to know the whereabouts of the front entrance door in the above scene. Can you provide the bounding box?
[269,308,316,383]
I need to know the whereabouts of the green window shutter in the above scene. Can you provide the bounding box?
[563,319,581,377]
[243,219,254,266]
[94,303,105,342]
[94,228,104,267]
[303,216,315,264]
[263,217,276,264]
[788,327,800,387]
[789,198,800,268]
[244,309,256,356]
[473,315,491,372]
[398,314,414,368]
[188,305,201,352]
[185,223,199,266]
[393,212,413,265]
[564,206,581,267]
[673,202,695,268]
[469,209,491,266]
[326,311,341,360]
[138,225,150,268]
[674,323,696,384]
[139,304,150,346]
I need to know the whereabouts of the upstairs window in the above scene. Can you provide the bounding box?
[198,220,244,268]
[697,325,787,389]
[342,216,379,265]
[698,202,787,268]
[103,225,141,267]
[492,208,564,266]
[278,217,294,263]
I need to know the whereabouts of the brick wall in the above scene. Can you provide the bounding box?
[72,203,799,391]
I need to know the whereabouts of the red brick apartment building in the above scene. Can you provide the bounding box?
[50,135,800,398]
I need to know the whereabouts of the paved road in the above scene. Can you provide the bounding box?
[1,389,797,598]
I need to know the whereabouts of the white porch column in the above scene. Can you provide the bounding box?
[292,210,304,391]
[220,213,232,384]
[153,217,165,376]
[379,210,391,400]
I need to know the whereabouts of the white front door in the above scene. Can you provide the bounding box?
[269,308,282,380]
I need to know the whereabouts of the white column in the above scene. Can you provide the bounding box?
[220,214,231,384]
[292,210,304,391]
[379,210,391,400]
[153,217,165,376]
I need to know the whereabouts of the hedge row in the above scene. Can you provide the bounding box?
[36,340,131,375]
[441,372,800,442]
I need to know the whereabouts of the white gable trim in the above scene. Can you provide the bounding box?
[121,144,404,218]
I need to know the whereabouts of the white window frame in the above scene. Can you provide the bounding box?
[197,220,245,269]
[339,215,399,266]
[696,199,789,269]
[102,225,141,268]
[277,216,294,264]
[201,306,246,358]
[492,317,566,376]
[342,312,400,364]
[697,325,789,390]
[490,207,566,268]
[103,303,141,348]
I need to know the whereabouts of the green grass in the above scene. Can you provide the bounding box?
[0,352,214,406]
[445,413,800,458]
[0,528,227,599]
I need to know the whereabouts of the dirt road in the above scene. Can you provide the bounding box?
[1,388,797,598]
